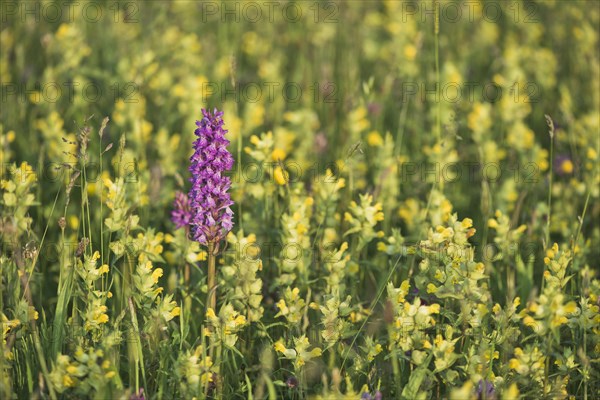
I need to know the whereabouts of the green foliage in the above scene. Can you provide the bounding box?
[1,1,599,399]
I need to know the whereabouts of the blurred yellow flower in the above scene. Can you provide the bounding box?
[271,148,287,161]
[273,166,288,185]
[367,131,384,147]
[404,44,417,60]
[151,268,163,284]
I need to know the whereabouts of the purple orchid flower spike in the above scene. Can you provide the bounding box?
[171,190,192,231]
[188,108,234,252]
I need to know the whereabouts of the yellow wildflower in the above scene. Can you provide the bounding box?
[367,131,384,147]
[151,268,163,283]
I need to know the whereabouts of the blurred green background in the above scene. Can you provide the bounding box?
[1,1,599,398]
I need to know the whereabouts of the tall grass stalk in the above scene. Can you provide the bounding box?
[340,252,403,372]
[127,297,146,394]
[434,0,441,144]
[545,114,555,250]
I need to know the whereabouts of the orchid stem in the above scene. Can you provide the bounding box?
[207,242,216,313]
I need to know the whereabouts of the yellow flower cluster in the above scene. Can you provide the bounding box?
[432,328,459,372]
[509,346,546,384]
[76,251,111,336]
[543,243,572,290]
[103,177,140,232]
[176,345,214,397]
[275,287,306,325]
[277,193,314,287]
[274,335,322,371]
[387,280,440,352]
[520,292,578,332]
[134,230,165,264]
[51,24,92,72]
[206,304,247,347]
[245,131,275,163]
[1,162,37,237]
[222,230,264,322]
[77,251,109,287]
[344,193,384,251]
[35,111,76,161]
[49,348,117,394]
[348,106,370,136]
[134,260,165,300]
[323,242,351,294]
[84,298,109,332]
[1,313,20,360]
[361,336,383,362]
[319,295,354,347]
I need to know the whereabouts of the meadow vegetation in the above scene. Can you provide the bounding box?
[1,1,599,399]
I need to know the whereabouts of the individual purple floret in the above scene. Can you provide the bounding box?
[129,388,145,400]
[476,379,496,400]
[188,108,234,246]
[286,376,299,388]
[171,190,192,230]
